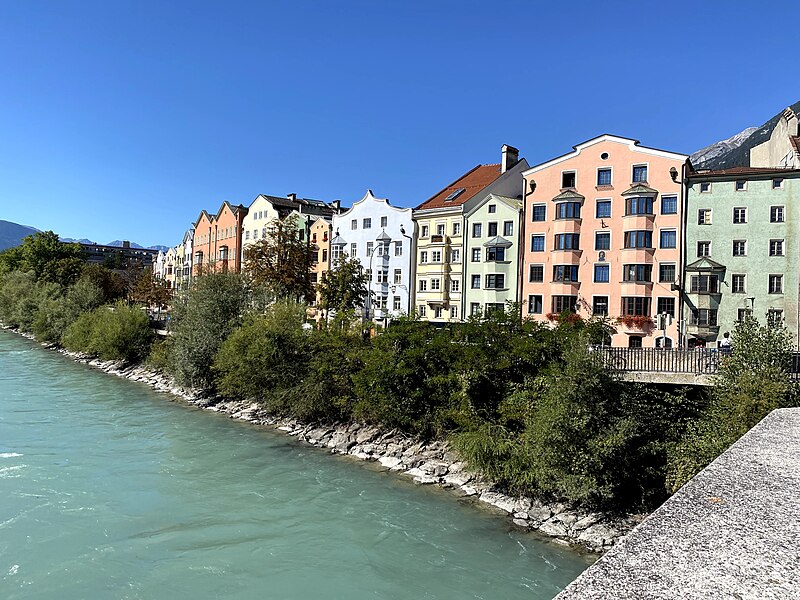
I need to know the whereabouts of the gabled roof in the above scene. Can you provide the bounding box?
[250,194,339,219]
[330,231,347,246]
[686,257,726,272]
[193,209,213,228]
[416,164,503,210]
[215,201,247,220]
[622,183,659,196]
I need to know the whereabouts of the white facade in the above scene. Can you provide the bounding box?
[331,190,416,322]
[241,195,282,261]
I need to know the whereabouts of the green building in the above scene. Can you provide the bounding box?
[683,167,800,348]
[463,194,522,317]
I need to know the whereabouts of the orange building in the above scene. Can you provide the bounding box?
[192,201,248,275]
[521,135,687,348]
[309,217,332,320]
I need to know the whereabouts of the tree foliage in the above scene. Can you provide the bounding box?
[243,215,315,302]
[0,231,84,285]
[317,255,369,325]
[128,268,172,310]
[62,301,153,362]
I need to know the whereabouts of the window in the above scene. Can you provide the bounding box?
[393,296,401,311]
[733,207,747,224]
[471,275,481,289]
[430,278,440,291]
[632,165,648,182]
[768,309,784,325]
[420,225,430,238]
[771,206,785,222]
[697,209,714,226]
[531,204,546,221]
[732,240,746,256]
[445,188,465,201]
[503,221,514,236]
[350,242,357,256]
[552,295,577,313]
[738,308,753,322]
[332,245,343,260]
[661,195,678,214]
[527,295,543,314]
[395,241,403,256]
[363,218,372,229]
[690,309,718,327]
[452,222,461,235]
[488,222,498,236]
[470,303,481,316]
[366,241,374,256]
[420,250,428,263]
[488,204,497,214]
[555,233,580,250]
[700,182,711,193]
[625,196,654,215]
[629,336,643,348]
[697,241,711,257]
[731,274,746,293]
[437,223,445,236]
[553,265,579,282]
[393,269,402,284]
[596,200,611,218]
[556,202,581,219]
[485,274,505,289]
[451,305,458,319]
[623,264,652,282]
[659,264,676,283]
[690,274,719,293]
[657,297,676,317]
[245,230,250,240]
[597,168,612,186]
[562,171,576,188]
[773,178,784,189]
[377,270,389,283]
[594,264,609,283]
[660,230,677,249]
[770,239,785,256]
[418,279,427,292]
[529,264,544,282]
[451,249,460,263]
[486,246,506,261]
[431,250,442,262]
[595,232,610,250]
[484,303,505,315]
[451,278,460,292]
[624,230,652,248]
[351,219,357,230]
[735,180,747,191]
[530,234,545,252]
[418,305,427,317]
[322,249,328,262]
[471,248,481,262]
[593,296,609,316]
[472,223,482,238]
[769,274,783,294]
[622,297,651,316]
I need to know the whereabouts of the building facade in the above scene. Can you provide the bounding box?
[463,194,523,317]
[192,201,248,275]
[175,228,194,291]
[331,190,415,323]
[309,217,332,320]
[521,135,687,348]
[413,145,528,322]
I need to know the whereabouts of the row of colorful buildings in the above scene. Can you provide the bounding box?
[155,107,800,349]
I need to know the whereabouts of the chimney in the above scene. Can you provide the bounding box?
[287,193,297,202]
[330,200,341,212]
[501,144,519,173]
[123,240,131,249]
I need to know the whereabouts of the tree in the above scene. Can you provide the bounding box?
[128,268,172,312]
[0,231,84,285]
[317,254,370,326]
[243,215,315,302]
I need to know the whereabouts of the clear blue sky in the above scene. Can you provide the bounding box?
[0,0,797,247]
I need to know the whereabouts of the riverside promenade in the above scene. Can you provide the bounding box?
[555,407,800,599]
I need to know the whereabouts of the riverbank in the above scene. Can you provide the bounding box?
[4,325,641,552]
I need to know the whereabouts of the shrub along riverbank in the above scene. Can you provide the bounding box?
[2,244,797,516]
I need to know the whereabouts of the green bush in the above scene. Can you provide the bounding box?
[62,302,153,362]
[0,271,61,332]
[32,278,104,342]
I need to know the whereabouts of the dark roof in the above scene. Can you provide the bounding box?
[687,166,800,179]
[416,164,503,210]
[258,195,339,218]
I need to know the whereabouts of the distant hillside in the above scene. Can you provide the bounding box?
[60,237,97,245]
[0,220,39,251]
[691,100,800,169]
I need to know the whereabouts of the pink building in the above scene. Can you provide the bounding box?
[521,135,688,348]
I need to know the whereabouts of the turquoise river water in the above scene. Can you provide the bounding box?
[0,330,590,599]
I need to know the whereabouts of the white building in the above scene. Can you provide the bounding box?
[331,190,416,323]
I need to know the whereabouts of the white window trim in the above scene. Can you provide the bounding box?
[561,169,577,189]
[734,180,748,192]
[732,240,747,257]
[699,182,712,193]
[732,207,747,224]
[631,162,650,183]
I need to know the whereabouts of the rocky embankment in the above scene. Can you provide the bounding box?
[7,327,640,552]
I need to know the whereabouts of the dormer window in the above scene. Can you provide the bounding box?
[445,188,465,201]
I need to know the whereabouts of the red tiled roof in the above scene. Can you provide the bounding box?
[416,164,502,210]
[687,166,800,178]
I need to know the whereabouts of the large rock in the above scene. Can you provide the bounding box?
[479,491,518,514]
[538,519,569,538]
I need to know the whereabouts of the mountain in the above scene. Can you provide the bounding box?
[148,245,171,253]
[691,100,800,169]
[60,237,97,245]
[0,220,39,251]
[106,240,144,248]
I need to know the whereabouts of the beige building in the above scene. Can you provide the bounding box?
[309,217,332,320]
[412,145,528,322]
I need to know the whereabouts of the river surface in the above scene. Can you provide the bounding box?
[0,330,589,599]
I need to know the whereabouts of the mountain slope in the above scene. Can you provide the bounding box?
[0,220,39,251]
[691,100,800,169]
